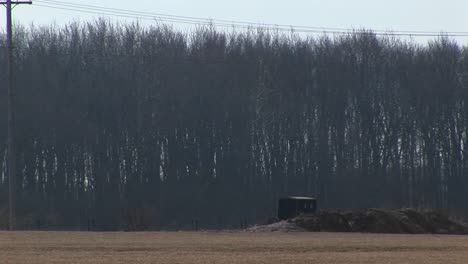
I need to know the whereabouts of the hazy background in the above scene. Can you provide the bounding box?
[1,0,468,44]
[1,0,468,231]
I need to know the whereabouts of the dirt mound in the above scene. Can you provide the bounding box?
[250,208,468,234]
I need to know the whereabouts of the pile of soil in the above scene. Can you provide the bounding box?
[248,208,468,234]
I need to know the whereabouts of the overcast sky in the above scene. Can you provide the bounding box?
[2,0,468,44]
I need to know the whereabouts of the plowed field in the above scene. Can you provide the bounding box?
[1,231,467,263]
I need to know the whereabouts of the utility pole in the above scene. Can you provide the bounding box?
[1,0,32,231]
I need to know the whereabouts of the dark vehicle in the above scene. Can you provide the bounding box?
[278,196,317,220]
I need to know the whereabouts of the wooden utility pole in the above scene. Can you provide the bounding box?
[1,0,32,230]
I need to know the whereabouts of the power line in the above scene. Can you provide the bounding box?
[34,4,211,26]
[32,3,350,34]
[33,3,347,34]
[37,0,468,35]
[35,2,230,27]
[34,0,468,37]
[35,0,354,33]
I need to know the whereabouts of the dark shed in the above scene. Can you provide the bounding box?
[278,196,317,220]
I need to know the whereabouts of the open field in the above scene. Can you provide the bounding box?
[1,231,468,263]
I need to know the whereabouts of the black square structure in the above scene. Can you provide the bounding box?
[278,196,317,220]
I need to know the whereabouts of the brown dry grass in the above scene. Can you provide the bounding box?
[1,231,468,263]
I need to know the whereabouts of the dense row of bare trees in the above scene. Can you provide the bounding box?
[0,21,467,230]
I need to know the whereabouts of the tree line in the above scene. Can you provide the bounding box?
[0,20,467,230]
